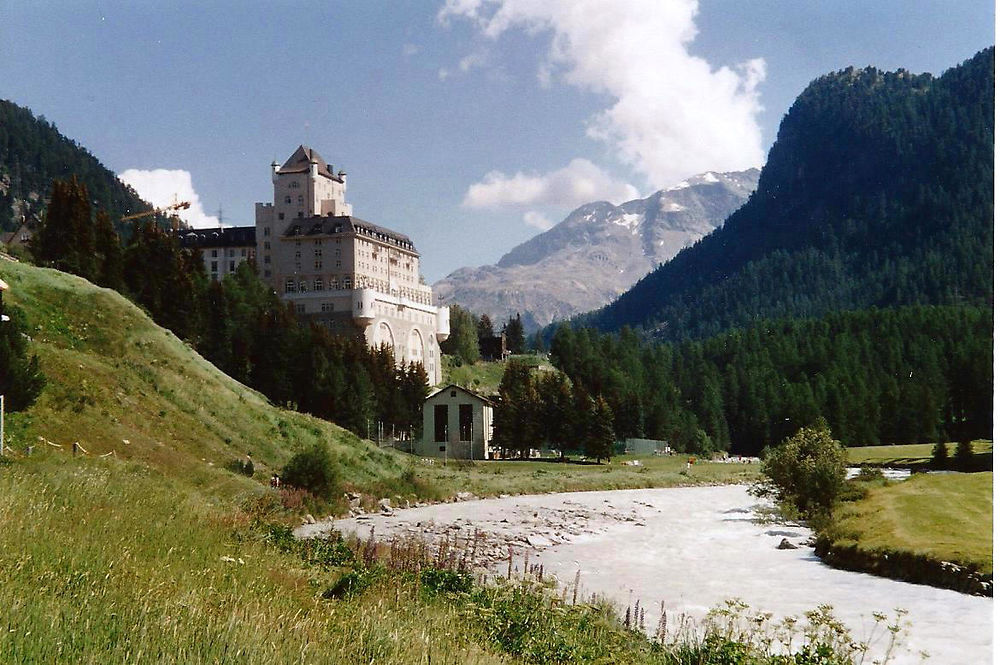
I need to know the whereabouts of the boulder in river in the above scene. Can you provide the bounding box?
[777,538,798,550]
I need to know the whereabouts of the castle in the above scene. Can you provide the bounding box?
[252,146,449,384]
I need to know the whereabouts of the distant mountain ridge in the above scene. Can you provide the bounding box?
[434,168,759,330]
[0,99,151,231]
[574,48,994,341]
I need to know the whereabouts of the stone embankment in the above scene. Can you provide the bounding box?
[814,537,992,597]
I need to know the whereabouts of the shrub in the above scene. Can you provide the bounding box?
[931,440,950,469]
[280,442,340,500]
[755,421,847,520]
[954,440,975,471]
[419,568,472,596]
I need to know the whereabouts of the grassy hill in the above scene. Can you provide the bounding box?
[0,257,418,501]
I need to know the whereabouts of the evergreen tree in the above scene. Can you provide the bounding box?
[93,209,124,290]
[0,302,45,412]
[504,313,525,354]
[493,360,538,457]
[930,438,949,470]
[477,314,494,340]
[586,396,616,463]
[953,439,975,471]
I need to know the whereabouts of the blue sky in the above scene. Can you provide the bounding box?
[1,1,993,282]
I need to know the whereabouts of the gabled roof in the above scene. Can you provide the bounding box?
[426,384,495,406]
[277,145,344,182]
[282,214,416,252]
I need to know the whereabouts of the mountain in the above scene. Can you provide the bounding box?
[576,48,994,341]
[433,168,758,330]
[0,99,151,231]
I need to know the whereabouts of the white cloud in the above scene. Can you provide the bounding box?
[439,0,766,189]
[522,210,554,230]
[463,157,639,209]
[118,168,220,228]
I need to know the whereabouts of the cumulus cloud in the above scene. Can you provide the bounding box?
[118,168,220,228]
[463,158,639,209]
[522,210,554,231]
[439,0,766,189]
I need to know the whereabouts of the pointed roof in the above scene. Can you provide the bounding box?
[426,384,495,406]
[277,145,343,181]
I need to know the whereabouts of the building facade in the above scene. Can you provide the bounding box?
[417,384,494,460]
[175,226,256,281]
[255,146,449,384]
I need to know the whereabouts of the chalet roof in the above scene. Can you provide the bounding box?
[174,226,256,249]
[426,384,495,406]
[277,145,344,182]
[283,215,416,252]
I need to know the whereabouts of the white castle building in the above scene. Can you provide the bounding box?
[255,146,449,384]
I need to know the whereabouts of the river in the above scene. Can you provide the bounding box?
[302,485,992,664]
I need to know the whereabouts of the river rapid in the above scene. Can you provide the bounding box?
[301,485,992,664]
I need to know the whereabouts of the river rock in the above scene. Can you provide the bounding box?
[777,538,798,550]
[303,513,316,525]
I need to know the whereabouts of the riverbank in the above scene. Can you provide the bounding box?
[303,485,992,664]
[818,471,992,596]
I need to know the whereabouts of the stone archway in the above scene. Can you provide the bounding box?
[408,328,425,364]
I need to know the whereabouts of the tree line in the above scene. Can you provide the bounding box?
[439,304,527,365]
[24,176,427,437]
[491,360,614,462]
[547,306,992,455]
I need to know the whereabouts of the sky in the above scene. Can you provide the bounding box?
[1,1,993,282]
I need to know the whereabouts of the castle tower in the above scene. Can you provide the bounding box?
[254,146,449,384]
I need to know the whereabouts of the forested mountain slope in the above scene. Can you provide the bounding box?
[578,48,993,340]
[0,99,151,231]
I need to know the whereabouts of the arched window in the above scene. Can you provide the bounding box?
[299,280,307,292]
[313,278,323,291]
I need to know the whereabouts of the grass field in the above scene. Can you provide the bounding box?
[829,472,993,574]
[441,354,549,394]
[846,441,992,466]
[417,455,759,497]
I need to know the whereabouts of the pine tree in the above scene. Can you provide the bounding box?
[504,313,525,354]
[930,438,950,470]
[0,302,45,412]
[586,396,616,463]
[93,209,124,290]
[477,314,494,340]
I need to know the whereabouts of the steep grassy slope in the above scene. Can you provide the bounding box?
[0,258,414,500]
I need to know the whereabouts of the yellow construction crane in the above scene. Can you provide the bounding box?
[120,200,191,222]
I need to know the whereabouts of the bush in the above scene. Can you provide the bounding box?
[954,440,975,471]
[280,442,340,500]
[419,568,472,596]
[755,421,847,520]
[931,440,950,469]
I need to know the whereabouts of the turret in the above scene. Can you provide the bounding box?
[435,306,450,343]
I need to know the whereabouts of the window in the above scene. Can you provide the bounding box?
[297,195,304,204]
[313,278,323,291]
[241,248,247,257]
[295,303,305,314]
[344,277,352,289]
[284,279,295,293]
[211,249,218,258]
[263,227,271,236]
[314,239,321,246]
[434,405,448,442]
[314,261,322,270]
[264,269,271,277]
[264,241,270,250]
[263,255,270,264]
[329,278,339,290]
[297,212,303,218]
[278,213,284,220]
[336,260,341,267]
[228,249,234,258]
[314,248,322,257]
[294,250,301,259]
[321,302,333,312]
[299,280,307,292]
[210,261,218,272]
[290,181,299,189]
[284,196,291,204]
[229,261,235,272]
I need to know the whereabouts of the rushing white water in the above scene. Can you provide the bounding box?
[312,486,992,664]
